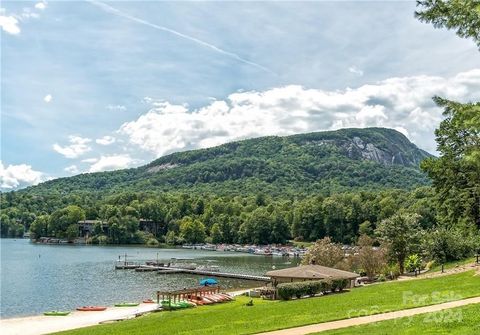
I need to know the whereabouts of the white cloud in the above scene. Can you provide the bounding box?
[81,158,98,163]
[88,154,136,173]
[348,66,364,76]
[64,165,79,174]
[0,15,20,35]
[43,94,52,103]
[0,2,47,35]
[119,69,480,155]
[0,161,45,189]
[35,2,47,10]
[95,135,116,145]
[106,104,126,111]
[53,136,92,159]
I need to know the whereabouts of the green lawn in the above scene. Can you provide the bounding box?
[56,271,480,335]
[320,303,480,334]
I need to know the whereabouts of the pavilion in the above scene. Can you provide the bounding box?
[266,264,359,288]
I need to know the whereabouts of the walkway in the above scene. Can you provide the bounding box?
[256,296,480,335]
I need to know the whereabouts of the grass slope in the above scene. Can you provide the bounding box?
[56,271,480,335]
[320,303,480,335]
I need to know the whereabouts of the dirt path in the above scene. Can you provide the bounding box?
[397,262,479,281]
[256,296,480,335]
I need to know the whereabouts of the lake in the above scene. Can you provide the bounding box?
[0,239,296,318]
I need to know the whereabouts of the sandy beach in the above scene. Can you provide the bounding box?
[0,303,161,335]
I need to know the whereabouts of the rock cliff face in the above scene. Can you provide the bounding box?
[294,128,432,168]
[345,136,428,167]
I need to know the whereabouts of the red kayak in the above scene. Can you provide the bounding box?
[143,299,155,303]
[76,306,107,311]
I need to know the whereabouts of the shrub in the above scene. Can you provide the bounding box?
[277,280,333,300]
[146,237,160,246]
[332,279,348,291]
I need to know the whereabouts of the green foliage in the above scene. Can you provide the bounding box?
[426,226,479,263]
[179,217,206,244]
[415,0,480,49]
[421,98,480,229]
[277,280,332,300]
[301,237,344,267]
[375,213,424,274]
[404,254,422,273]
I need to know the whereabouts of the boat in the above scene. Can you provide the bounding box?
[76,306,107,311]
[114,302,139,307]
[43,311,70,316]
[143,299,156,303]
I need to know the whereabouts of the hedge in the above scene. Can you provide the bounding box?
[276,278,350,300]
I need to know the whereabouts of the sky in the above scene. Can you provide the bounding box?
[1,0,480,190]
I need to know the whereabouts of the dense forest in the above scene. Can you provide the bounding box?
[0,127,434,244]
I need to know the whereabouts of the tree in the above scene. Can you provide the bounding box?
[415,0,480,49]
[66,224,79,241]
[179,217,206,244]
[356,235,388,279]
[301,237,344,267]
[375,213,424,274]
[49,205,85,238]
[30,215,50,238]
[421,98,480,228]
[210,223,223,244]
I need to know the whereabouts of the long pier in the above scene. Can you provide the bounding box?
[133,265,270,281]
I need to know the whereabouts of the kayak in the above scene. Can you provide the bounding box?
[44,311,70,316]
[143,299,155,303]
[114,302,139,307]
[76,306,107,311]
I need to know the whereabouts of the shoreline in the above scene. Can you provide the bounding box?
[0,303,161,335]
[0,288,253,335]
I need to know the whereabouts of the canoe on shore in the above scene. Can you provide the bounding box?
[44,311,70,316]
[76,306,107,311]
[142,299,155,303]
[114,302,139,307]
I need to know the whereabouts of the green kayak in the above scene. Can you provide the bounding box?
[114,302,139,307]
[44,311,70,316]
[161,300,193,310]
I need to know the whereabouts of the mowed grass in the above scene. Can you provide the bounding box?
[320,303,480,335]
[56,271,480,335]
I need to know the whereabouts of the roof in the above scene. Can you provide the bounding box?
[266,265,358,280]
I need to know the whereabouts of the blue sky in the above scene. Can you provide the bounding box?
[1,0,480,190]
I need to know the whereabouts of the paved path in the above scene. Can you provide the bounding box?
[257,296,480,335]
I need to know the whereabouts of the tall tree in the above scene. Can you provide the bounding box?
[415,0,480,49]
[421,98,480,228]
[375,213,424,274]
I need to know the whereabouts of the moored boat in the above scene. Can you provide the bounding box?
[114,302,139,307]
[76,306,107,311]
[44,311,70,316]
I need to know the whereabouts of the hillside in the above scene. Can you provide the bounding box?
[20,128,432,197]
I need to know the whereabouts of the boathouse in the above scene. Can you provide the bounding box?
[266,264,359,288]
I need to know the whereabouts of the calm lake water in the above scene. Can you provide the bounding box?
[0,239,296,318]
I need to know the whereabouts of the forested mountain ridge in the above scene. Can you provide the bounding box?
[19,127,432,197]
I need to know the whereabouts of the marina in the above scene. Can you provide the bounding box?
[1,239,293,318]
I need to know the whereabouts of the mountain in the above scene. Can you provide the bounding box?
[21,128,433,197]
